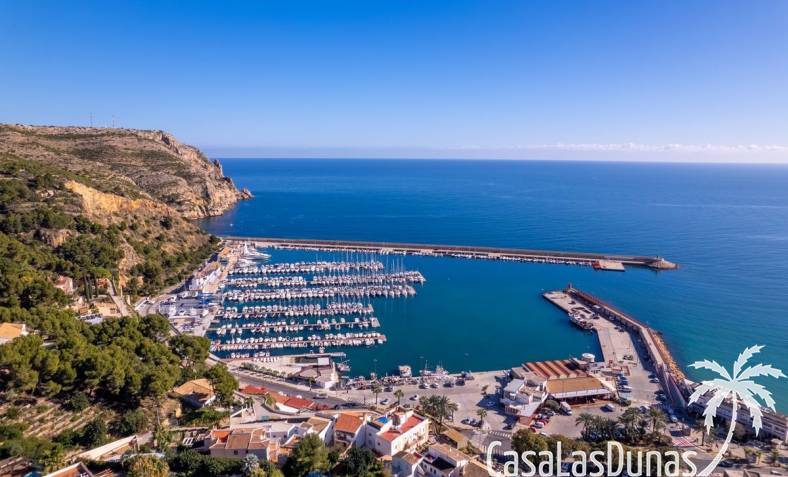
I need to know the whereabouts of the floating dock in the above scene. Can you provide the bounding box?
[221,236,678,271]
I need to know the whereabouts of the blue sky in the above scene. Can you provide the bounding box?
[2,1,787,161]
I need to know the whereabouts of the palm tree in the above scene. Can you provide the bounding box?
[688,345,785,477]
[394,389,404,407]
[262,392,276,409]
[476,408,488,427]
[575,413,597,440]
[769,449,780,467]
[693,420,707,447]
[647,407,666,436]
[371,383,383,405]
[618,408,641,443]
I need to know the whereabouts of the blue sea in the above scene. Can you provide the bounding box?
[199,159,788,411]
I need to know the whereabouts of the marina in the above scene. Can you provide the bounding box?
[204,242,425,360]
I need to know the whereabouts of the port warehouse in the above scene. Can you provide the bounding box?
[220,236,678,270]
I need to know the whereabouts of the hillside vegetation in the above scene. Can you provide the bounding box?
[0,126,242,470]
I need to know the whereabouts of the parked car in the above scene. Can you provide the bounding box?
[410,394,419,401]
[602,403,616,412]
[380,398,390,405]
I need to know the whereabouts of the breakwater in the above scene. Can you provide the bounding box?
[221,236,678,271]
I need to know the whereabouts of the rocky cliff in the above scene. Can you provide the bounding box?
[0,124,251,219]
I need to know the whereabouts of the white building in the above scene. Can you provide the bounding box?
[690,387,788,443]
[363,410,430,457]
[500,375,547,417]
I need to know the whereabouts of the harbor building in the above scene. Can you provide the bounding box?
[502,358,615,418]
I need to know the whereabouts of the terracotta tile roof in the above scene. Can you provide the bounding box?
[241,385,269,395]
[173,378,214,397]
[210,428,269,451]
[302,416,330,434]
[335,413,364,434]
[394,451,423,465]
[523,359,587,379]
[399,414,424,433]
[284,396,315,410]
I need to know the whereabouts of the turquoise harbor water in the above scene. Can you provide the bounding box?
[199,159,788,411]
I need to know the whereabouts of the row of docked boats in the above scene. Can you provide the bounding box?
[224,276,308,288]
[229,260,385,276]
[222,284,417,302]
[309,271,425,286]
[221,302,375,319]
[211,331,387,352]
[213,316,379,335]
[224,271,425,289]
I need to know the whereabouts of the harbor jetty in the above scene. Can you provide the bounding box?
[221,236,678,271]
[543,286,689,410]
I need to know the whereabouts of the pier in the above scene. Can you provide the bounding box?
[544,287,689,410]
[221,236,678,271]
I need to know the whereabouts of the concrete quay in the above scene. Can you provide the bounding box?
[221,236,678,271]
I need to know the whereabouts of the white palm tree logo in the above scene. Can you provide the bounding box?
[688,345,785,476]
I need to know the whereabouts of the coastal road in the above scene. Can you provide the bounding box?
[231,368,355,409]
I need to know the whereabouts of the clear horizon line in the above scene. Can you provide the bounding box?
[200,143,788,164]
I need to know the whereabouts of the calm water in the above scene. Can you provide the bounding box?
[200,159,788,411]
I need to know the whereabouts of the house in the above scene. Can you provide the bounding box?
[420,444,470,477]
[332,412,372,448]
[439,428,468,450]
[53,275,75,295]
[364,410,430,457]
[42,462,94,477]
[392,450,424,477]
[172,378,216,408]
[266,391,318,414]
[296,416,334,445]
[0,323,28,344]
[93,301,122,318]
[77,435,138,462]
[208,428,277,461]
